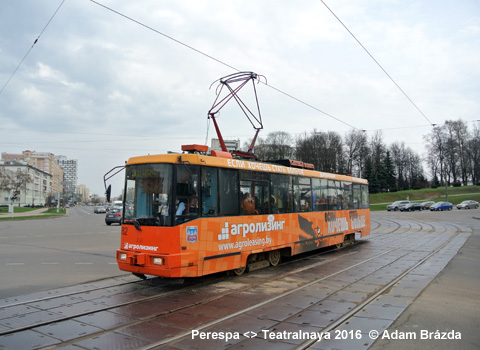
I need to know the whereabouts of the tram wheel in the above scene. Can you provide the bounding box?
[233,266,246,276]
[268,250,281,266]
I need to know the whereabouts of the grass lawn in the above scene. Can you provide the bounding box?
[0,206,40,214]
[0,206,66,220]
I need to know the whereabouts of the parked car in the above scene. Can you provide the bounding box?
[429,202,453,211]
[105,208,122,225]
[387,201,410,211]
[420,201,435,210]
[456,200,479,210]
[400,203,422,212]
[94,206,106,214]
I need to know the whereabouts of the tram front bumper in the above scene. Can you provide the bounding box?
[116,249,198,277]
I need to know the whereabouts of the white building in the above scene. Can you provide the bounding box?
[2,150,64,195]
[76,184,90,203]
[0,160,53,206]
[55,155,78,194]
[211,138,240,152]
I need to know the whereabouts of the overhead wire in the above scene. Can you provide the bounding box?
[319,0,434,127]
[89,0,241,73]
[0,0,67,95]
[2,0,436,136]
[88,0,361,131]
[89,0,434,132]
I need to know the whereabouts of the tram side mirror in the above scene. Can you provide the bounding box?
[106,185,111,203]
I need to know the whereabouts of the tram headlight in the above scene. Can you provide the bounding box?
[153,257,163,265]
[119,253,127,261]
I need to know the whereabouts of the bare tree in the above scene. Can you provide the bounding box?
[295,130,343,173]
[0,167,15,192]
[425,125,448,186]
[254,131,294,160]
[445,119,469,185]
[343,129,368,177]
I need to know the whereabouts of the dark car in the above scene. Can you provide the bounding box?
[387,200,410,211]
[456,200,479,210]
[429,202,453,211]
[400,203,422,212]
[105,208,122,225]
[420,201,435,210]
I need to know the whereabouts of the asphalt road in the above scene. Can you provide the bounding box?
[0,206,125,299]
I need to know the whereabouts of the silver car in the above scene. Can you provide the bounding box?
[387,200,410,211]
[456,200,479,209]
[94,205,106,214]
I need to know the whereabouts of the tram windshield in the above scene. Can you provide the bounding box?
[124,164,173,226]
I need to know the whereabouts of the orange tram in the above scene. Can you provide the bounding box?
[116,145,370,278]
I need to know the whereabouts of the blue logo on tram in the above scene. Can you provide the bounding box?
[186,226,198,242]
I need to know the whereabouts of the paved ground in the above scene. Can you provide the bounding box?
[369,212,480,350]
[1,208,479,349]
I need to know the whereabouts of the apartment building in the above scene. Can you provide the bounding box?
[55,155,78,194]
[0,160,53,206]
[2,151,64,194]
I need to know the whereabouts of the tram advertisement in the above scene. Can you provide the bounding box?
[180,210,369,255]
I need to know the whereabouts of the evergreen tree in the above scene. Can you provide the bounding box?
[384,151,397,191]
[364,156,379,193]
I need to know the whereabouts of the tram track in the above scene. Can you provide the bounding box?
[0,218,385,336]
[0,217,472,349]
[296,225,465,349]
[137,218,470,349]
[0,240,365,338]
[0,273,224,336]
[0,276,149,309]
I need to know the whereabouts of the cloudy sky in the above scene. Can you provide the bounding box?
[1,0,479,196]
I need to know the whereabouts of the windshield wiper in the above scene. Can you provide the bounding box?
[133,219,141,231]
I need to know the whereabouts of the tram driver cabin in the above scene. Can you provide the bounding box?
[116,145,370,278]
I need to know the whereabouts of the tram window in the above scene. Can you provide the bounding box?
[201,167,218,216]
[343,182,353,209]
[312,178,328,211]
[353,183,369,209]
[294,177,312,212]
[360,184,369,208]
[219,168,239,215]
[353,184,361,209]
[327,180,341,210]
[240,171,269,215]
[270,174,291,213]
[254,178,270,214]
[175,165,199,224]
